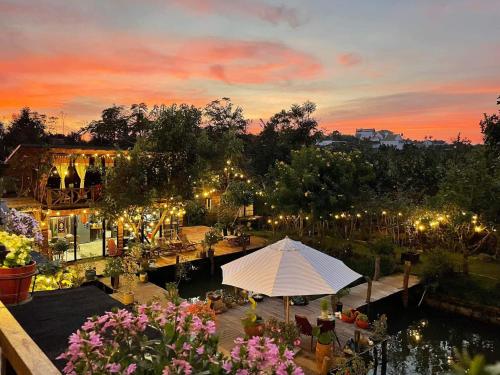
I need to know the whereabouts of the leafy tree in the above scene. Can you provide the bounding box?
[203,98,247,170]
[85,105,132,147]
[436,148,500,223]
[3,108,48,150]
[480,96,500,161]
[369,236,395,280]
[148,104,205,197]
[249,101,320,175]
[268,147,373,235]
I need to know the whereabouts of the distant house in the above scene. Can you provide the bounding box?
[355,128,376,140]
[380,133,405,150]
[355,128,405,150]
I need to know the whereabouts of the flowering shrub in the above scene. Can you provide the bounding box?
[58,301,304,375]
[0,231,33,267]
[263,317,301,351]
[222,336,304,375]
[0,208,43,244]
[32,269,78,291]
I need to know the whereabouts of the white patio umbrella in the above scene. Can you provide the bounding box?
[221,237,362,322]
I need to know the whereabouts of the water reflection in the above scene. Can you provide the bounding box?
[378,310,499,375]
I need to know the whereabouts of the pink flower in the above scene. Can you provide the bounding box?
[106,363,121,373]
[125,363,137,374]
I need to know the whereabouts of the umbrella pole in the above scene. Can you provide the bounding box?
[285,296,290,323]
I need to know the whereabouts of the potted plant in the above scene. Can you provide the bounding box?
[84,262,97,281]
[332,287,350,313]
[312,327,335,371]
[121,273,136,305]
[0,231,37,305]
[203,227,222,257]
[355,313,370,329]
[341,308,358,323]
[264,317,301,352]
[241,297,264,337]
[103,257,124,290]
[165,282,180,302]
[320,298,330,319]
[53,239,69,259]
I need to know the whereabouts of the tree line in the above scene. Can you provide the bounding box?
[0,96,499,225]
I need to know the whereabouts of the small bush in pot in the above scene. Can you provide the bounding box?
[355,313,370,329]
[320,298,329,319]
[241,297,264,337]
[0,231,36,304]
[341,308,357,323]
[312,327,336,371]
[264,317,301,351]
[83,262,97,281]
[103,257,124,290]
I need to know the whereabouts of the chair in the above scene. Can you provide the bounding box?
[295,314,314,350]
[178,233,197,252]
[107,238,119,256]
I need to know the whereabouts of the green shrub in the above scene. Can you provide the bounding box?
[419,248,455,283]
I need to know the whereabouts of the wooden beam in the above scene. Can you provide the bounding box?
[0,301,60,375]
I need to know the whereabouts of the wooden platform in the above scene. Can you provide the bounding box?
[154,226,268,268]
[216,273,420,374]
[100,272,419,375]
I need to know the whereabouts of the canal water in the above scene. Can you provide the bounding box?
[148,253,500,375]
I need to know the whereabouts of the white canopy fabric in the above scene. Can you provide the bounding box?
[221,237,361,297]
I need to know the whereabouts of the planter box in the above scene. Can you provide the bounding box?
[0,261,37,305]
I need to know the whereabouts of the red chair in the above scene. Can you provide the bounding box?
[107,238,120,256]
[295,314,314,350]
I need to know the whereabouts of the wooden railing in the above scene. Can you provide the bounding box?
[39,186,102,209]
[0,301,60,375]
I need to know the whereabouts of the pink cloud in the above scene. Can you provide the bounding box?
[0,37,322,85]
[170,0,304,27]
[337,52,363,67]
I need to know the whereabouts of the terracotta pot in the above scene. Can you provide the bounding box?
[355,319,370,329]
[0,261,37,305]
[242,320,265,337]
[341,313,356,323]
[315,342,333,371]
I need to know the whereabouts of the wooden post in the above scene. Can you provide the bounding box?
[102,219,106,257]
[373,255,381,281]
[40,225,49,259]
[72,215,77,260]
[284,296,290,323]
[366,276,372,303]
[365,276,372,319]
[403,261,411,308]
[208,248,215,276]
[117,220,124,255]
[381,340,387,375]
[354,329,361,353]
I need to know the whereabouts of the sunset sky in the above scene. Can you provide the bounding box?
[1,0,499,142]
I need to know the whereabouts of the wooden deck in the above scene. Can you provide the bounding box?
[154,226,268,268]
[101,272,419,374]
[216,273,420,374]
